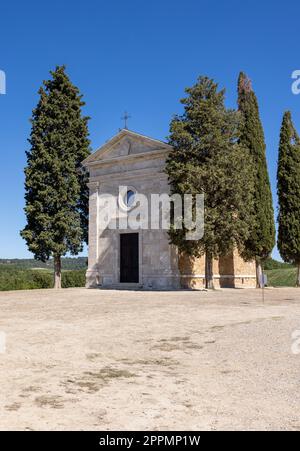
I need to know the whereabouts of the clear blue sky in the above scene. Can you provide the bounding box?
[0,0,299,259]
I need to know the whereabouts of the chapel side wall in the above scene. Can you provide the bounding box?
[179,252,256,289]
[231,250,257,288]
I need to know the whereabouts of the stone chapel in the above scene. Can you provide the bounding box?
[82,129,256,289]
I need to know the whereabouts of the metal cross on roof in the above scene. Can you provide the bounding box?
[121,111,131,129]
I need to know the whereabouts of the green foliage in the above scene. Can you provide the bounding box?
[0,267,86,291]
[62,270,86,288]
[265,268,297,287]
[238,72,275,261]
[263,257,292,270]
[166,76,254,260]
[21,66,91,264]
[0,257,87,270]
[277,111,300,266]
[0,268,52,291]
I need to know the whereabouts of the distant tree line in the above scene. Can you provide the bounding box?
[0,257,87,270]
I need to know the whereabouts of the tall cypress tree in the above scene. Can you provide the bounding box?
[166,76,254,289]
[21,66,91,288]
[277,111,300,286]
[237,72,275,287]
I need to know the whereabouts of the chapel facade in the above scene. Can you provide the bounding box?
[83,129,256,289]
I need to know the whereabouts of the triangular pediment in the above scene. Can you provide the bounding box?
[83,129,172,166]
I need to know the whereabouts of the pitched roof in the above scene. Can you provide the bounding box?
[82,128,172,166]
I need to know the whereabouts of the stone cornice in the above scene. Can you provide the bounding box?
[84,148,169,169]
[89,167,168,184]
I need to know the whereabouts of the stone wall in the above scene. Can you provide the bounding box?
[179,251,256,289]
[84,131,180,290]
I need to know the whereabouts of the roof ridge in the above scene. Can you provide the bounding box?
[82,129,172,166]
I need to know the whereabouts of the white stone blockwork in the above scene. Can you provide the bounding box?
[83,129,181,290]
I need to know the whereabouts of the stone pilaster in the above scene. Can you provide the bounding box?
[86,182,99,288]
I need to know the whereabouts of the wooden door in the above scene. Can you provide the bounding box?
[120,233,139,283]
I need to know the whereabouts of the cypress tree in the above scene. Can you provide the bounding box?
[21,66,91,288]
[237,72,275,287]
[166,76,254,289]
[277,111,300,286]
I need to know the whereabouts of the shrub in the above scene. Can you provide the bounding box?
[62,270,86,288]
[0,268,85,291]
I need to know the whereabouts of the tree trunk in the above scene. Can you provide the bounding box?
[205,252,214,290]
[54,255,62,289]
[296,263,300,288]
[256,258,263,288]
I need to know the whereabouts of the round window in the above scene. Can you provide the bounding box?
[126,190,135,208]
[119,187,137,211]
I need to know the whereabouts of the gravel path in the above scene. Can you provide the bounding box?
[0,287,299,431]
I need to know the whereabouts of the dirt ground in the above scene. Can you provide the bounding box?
[0,287,300,431]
